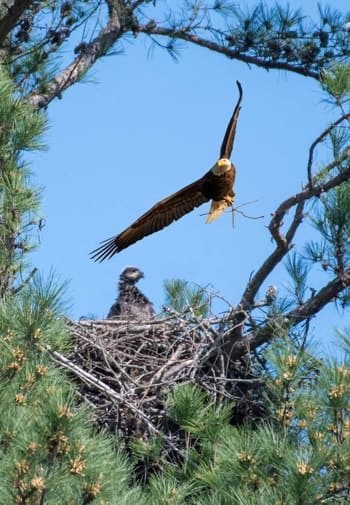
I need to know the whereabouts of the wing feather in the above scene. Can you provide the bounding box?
[90,177,210,261]
[220,81,243,159]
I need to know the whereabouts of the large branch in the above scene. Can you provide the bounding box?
[138,24,320,81]
[227,269,350,360]
[0,0,31,47]
[28,9,122,109]
[241,158,350,310]
[225,155,350,360]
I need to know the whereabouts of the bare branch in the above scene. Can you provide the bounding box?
[307,112,350,186]
[0,0,31,46]
[130,0,148,9]
[229,269,350,360]
[44,342,185,457]
[270,153,350,237]
[285,201,305,244]
[241,158,350,310]
[27,8,122,109]
[287,269,350,322]
[13,267,37,294]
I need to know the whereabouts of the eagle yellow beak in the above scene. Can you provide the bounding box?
[217,158,230,168]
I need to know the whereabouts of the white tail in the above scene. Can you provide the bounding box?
[206,200,230,223]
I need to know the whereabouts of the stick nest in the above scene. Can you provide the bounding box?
[68,313,264,451]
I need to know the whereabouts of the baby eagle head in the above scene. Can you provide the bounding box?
[121,266,144,284]
[212,157,232,176]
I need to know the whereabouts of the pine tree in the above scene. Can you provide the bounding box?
[0,2,350,504]
[163,279,210,318]
[0,70,145,505]
[0,68,45,296]
[142,339,349,504]
[0,274,147,505]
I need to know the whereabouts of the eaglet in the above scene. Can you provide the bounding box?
[107,266,154,320]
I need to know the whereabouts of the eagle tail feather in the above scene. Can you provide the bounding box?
[205,200,231,224]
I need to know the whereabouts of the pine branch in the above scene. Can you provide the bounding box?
[0,0,31,46]
[287,268,350,321]
[138,24,321,81]
[229,268,350,359]
[13,267,38,294]
[27,4,123,109]
[307,112,350,186]
[17,1,350,107]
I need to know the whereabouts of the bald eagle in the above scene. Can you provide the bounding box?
[107,266,154,320]
[91,81,243,261]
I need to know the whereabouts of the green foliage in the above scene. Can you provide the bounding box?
[321,63,350,105]
[0,73,46,153]
[0,271,70,347]
[304,183,350,301]
[0,274,146,505]
[167,384,232,439]
[0,3,349,504]
[8,0,105,97]
[163,279,210,317]
[131,436,163,462]
[147,476,196,505]
[145,341,350,504]
[0,67,47,296]
[285,252,311,304]
[222,2,349,71]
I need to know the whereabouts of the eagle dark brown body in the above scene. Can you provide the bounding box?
[201,166,236,203]
[91,82,242,261]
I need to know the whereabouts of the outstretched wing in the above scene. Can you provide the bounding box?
[220,81,243,159]
[90,177,210,261]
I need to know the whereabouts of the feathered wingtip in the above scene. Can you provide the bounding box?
[220,80,243,159]
[90,236,119,262]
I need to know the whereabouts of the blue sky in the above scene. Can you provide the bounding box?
[30,0,349,352]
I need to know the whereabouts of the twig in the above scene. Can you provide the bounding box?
[307,113,350,187]
[233,208,264,220]
[241,157,350,310]
[44,343,184,458]
[13,267,38,294]
[138,24,320,80]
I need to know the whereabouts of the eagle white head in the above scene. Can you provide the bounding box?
[211,157,232,176]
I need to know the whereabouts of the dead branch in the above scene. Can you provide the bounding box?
[228,269,350,360]
[44,342,184,457]
[307,112,350,186]
[28,4,122,109]
[241,157,350,311]
[59,315,263,451]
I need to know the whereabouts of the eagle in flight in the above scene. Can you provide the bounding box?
[91,81,243,262]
